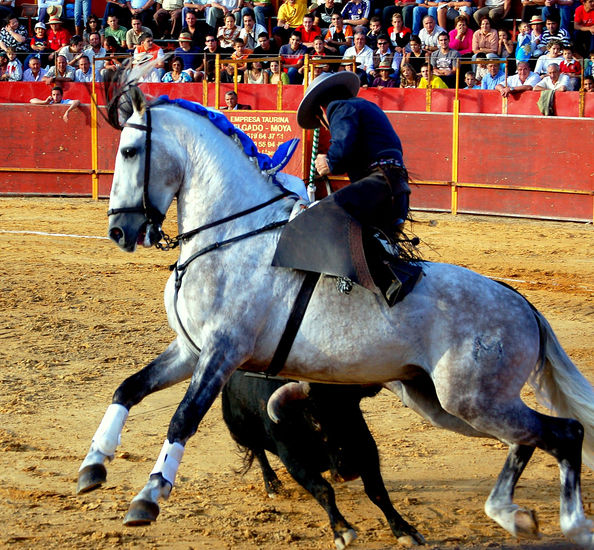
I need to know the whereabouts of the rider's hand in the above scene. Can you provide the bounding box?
[315,154,330,176]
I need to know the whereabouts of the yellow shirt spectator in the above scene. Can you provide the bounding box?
[277,0,308,29]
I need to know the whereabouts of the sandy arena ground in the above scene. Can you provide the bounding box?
[0,197,593,550]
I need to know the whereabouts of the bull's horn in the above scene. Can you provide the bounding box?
[267,381,311,424]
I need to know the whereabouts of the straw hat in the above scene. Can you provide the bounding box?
[178,32,192,42]
[378,60,392,71]
[48,15,62,25]
[47,5,63,19]
[296,71,360,129]
[529,15,543,25]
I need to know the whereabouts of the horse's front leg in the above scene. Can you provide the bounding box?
[124,340,242,526]
[77,339,197,494]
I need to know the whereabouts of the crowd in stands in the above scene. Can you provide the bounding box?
[0,0,593,93]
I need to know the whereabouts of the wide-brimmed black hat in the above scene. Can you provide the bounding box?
[296,71,360,129]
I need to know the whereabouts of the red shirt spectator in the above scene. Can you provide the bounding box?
[47,18,72,51]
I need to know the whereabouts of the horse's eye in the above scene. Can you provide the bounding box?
[121,147,137,159]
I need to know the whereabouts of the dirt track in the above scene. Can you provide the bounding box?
[0,197,593,550]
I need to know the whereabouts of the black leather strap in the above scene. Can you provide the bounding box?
[266,271,320,377]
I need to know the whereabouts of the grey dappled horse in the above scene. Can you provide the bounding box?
[77,81,594,549]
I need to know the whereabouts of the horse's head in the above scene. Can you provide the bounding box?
[107,86,182,252]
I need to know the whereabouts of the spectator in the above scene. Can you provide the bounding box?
[127,0,155,29]
[418,15,446,52]
[162,55,193,80]
[23,55,48,81]
[472,16,497,61]
[217,12,240,48]
[341,0,371,29]
[495,60,541,95]
[402,34,428,73]
[58,35,86,68]
[134,32,165,79]
[296,12,321,47]
[0,13,28,53]
[104,14,128,48]
[559,43,581,90]
[240,12,267,49]
[241,0,274,30]
[230,36,252,72]
[199,33,229,81]
[412,2,440,37]
[430,30,459,87]
[245,59,269,82]
[309,34,335,57]
[221,90,252,109]
[180,11,205,46]
[480,59,505,88]
[542,0,578,35]
[370,59,397,86]
[529,15,546,57]
[83,14,103,43]
[343,31,375,84]
[534,61,569,89]
[275,0,309,44]
[436,0,475,32]
[30,22,52,67]
[448,15,473,57]
[74,0,91,36]
[473,0,510,27]
[74,54,100,80]
[585,49,594,77]
[174,31,202,72]
[464,69,479,87]
[388,12,411,52]
[0,50,6,78]
[474,49,487,80]
[153,0,183,39]
[496,28,514,59]
[0,0,13,21]
[253,31,279,63]
[268,58,290,83]
[126,15,153,50]
[101,35,126,79]
[534,38,563,74]
[520,0,545,25]
[514,20,533,62]
[279,30,308,83]
[574,0,594,57]
[313,0,341,33]
[365,16,383,50]
[30,86,81,123]
[103,0,129,29]
[400,61,418,85]
[583,74,594,91]
[324,13,354,54]
[540,13,571,47]
[84,31,107,73]
[208,0,242,28]
[418,63,448,86]
[373,33,397,70]
[43,54,76,83]
[0,47,21,80]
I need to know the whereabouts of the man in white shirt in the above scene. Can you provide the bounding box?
[239,12,266,49]
[418,15,446,52]
[342,31,374,84]
[22,56,48,81]
[83,32,107,73]
[534,63,570,91]
[495,61,541,97]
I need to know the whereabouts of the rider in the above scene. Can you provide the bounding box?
[295,71,415,305]
[296,71,411,241]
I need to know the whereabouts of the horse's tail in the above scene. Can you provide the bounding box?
[529,310,594,469]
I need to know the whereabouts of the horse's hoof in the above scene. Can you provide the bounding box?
[335,528,357,550]
[123,499,160,526]
[76,464,107,494]
[397,534,421,547]
[514,509,540,539]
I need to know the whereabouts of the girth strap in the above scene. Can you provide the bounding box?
[266,271,320,377]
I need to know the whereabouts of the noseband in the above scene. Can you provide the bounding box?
[107,107,167,239]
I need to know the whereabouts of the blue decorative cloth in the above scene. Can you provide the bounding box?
[157,96,299,176]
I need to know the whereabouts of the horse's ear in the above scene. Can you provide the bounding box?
[130,86,146,117]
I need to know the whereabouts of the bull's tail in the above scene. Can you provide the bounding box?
[529,310,594,469]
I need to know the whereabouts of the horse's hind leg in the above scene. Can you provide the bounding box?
[77,338,197,494]
[485,444,539,538]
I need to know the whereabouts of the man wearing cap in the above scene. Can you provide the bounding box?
[174,31,202,71]
[295,71,411,304]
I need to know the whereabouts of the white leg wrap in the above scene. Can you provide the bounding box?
[92,403,129,457]
[150,439,185,487]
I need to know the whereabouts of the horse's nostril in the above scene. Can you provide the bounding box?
[109,227,124,243]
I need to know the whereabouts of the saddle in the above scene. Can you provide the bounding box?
[272,198,423,306]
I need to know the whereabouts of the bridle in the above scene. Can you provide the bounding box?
[107,104,295,354]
